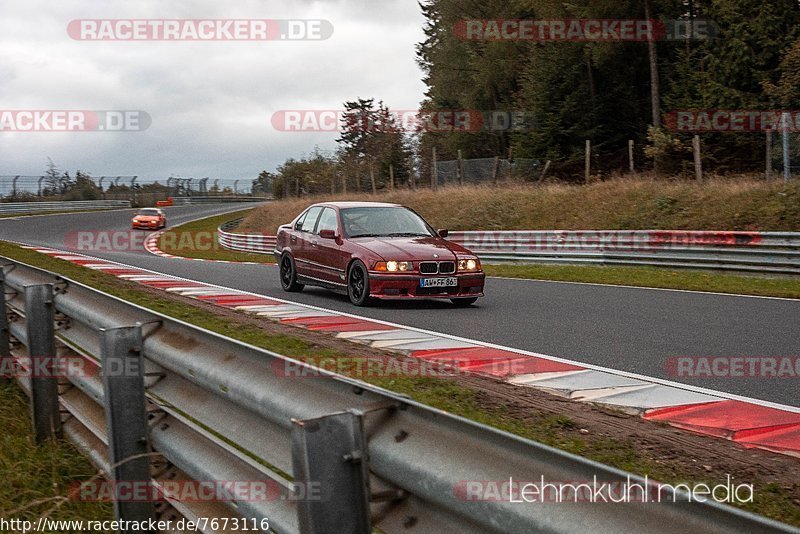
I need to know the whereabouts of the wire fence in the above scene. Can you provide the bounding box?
[0,176,258,205]
[435,157,542,186]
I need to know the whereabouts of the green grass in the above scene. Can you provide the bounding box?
[157,208,274,263]
[0,381,112,524]
[1,240,797,527]
[484,263,800,299]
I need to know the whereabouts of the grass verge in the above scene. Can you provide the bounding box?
[156,208,274,263]
[484,264,800,299]
[239,179,800,234]
[0,240,798,526]
[0,381,112,524]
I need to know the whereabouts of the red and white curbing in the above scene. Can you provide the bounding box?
[143,230,259,265]
[22,244,800,459]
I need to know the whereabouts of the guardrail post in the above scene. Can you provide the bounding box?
[0,271,9,378]
[292,411,371,534]
[100,325,154,523]
[25,284,61,442]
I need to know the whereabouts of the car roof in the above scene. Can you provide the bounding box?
[312,201,403,209]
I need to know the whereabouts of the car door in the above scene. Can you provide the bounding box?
[308,207,349,285]
[294,206,323,277]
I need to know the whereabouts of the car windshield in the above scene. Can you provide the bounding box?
[340,207,434,238]
[137,209,160,216]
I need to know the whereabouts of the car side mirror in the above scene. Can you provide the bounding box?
[438,229,449,238]
[319,229,337,239]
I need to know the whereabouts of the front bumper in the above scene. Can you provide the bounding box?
[132,220,161,229]
[368,272,485,300]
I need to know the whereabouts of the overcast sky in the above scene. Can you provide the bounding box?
[0,0,427,182]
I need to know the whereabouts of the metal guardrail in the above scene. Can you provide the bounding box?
[218,221,800,275]
[1,258,793,533]
[0,200,131,214]
[171,197,268,206]
[447,230,800,275]
[218,218,277,252]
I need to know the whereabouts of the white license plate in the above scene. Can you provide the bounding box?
[420,277,458,288]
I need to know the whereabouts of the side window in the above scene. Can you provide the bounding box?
[300,206,323,233]
[294,210,307,231]
[316,208,338,235]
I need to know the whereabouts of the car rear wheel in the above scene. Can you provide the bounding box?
[347,260,372,306]
[451,297,479,307]
[279,253,304,292]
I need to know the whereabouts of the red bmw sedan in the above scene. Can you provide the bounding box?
[274,202,485,306]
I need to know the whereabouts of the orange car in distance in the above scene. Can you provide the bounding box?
[131,208,167,230]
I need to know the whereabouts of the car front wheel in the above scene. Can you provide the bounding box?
[347,260,372,306]
[279,253,304,292]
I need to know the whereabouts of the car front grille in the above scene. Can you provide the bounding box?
[438,261,456,274]
[419,262,439,274]
[419,261,456,275]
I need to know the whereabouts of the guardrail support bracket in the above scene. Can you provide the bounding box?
[25,284,61,442]
[0,272,10,380]
[101,325,155,523]
[292,410,371,534]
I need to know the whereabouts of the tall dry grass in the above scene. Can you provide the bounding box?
[239,176,800,233]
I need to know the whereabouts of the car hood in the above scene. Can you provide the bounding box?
[352,236,472,261]
[134,216,159,221]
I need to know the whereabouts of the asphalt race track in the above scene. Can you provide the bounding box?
[1,204,797,406]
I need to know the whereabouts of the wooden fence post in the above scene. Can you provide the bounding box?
[766,130,773,180]
[538,160,551,183]
[585,140,591,182]
[457,150,463,185]
[628,140,635,172]
[431,148,438,190]
[693,135,703,182]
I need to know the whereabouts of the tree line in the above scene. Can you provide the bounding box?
[263,0,800,195]
[416,0,800,177]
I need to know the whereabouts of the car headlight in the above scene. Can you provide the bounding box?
[375,261,413,272]
[458,258,480,271]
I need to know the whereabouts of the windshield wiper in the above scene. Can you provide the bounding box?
[384,232,430,237]
[348,233,385,238]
